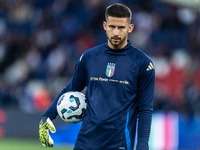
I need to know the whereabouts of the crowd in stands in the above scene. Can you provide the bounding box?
[0,0,199,118]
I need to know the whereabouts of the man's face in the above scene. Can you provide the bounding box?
[103,16,134,49]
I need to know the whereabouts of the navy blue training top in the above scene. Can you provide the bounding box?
[43,41,155,150]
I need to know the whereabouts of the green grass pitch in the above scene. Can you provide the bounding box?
[0,138,73,150]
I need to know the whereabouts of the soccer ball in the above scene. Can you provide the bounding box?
[57,91,87,123]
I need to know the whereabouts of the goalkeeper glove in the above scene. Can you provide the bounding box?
[39,116,56,147]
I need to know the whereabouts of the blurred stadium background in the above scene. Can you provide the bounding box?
[0,0,200,149]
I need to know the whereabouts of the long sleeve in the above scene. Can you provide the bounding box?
[136,61,155,150]
[43,54,87,120]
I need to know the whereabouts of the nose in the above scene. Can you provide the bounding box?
[113,28,119,36]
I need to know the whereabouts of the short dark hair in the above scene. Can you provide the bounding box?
[105,3,132,23]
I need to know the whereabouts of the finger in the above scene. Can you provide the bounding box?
[47,118,56,133]
[42,143,47,147]
[49,135,54,146]
[39,128,51,147]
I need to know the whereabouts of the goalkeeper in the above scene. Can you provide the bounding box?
[39,3,155,150]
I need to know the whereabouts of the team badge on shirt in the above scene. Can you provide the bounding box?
[106,63,115,77]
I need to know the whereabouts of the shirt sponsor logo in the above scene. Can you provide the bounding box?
[106,63,115,77]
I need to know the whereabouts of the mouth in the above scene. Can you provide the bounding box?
[111,37,121,42]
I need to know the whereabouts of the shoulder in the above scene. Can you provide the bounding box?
[126,45,154,74]
[126,45,152,64]
[80,43,105,61]
[84,43,105,56]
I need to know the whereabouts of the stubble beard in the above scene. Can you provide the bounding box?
[108,35,127,49]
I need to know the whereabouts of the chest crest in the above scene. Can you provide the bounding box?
[106,63,115,77]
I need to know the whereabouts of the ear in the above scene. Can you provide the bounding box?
[103,21,107,31]
[128,24,134,33]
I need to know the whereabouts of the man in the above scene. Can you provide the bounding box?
[39,3,155,150]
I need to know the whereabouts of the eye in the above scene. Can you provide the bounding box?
[118,26,125,29]
[109,25,115,28]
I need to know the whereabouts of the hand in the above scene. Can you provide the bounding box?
[39,116,56,147]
